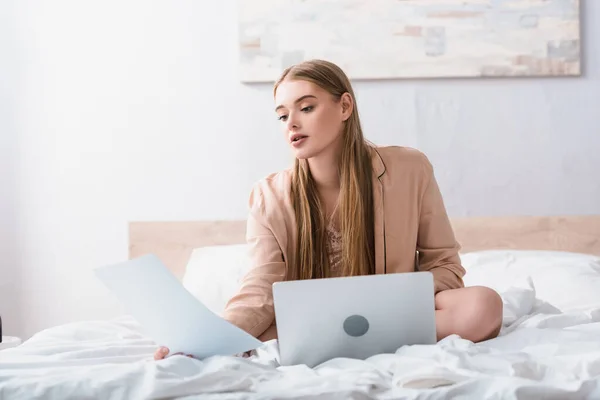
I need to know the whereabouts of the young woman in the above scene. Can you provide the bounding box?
[154,59,503,360]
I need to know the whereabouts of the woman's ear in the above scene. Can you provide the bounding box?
[340,92,354,121]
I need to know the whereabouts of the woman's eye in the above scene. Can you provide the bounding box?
[278,115,288,121]
[301,106,314,112]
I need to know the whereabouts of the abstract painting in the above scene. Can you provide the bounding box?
[237,0,581,82]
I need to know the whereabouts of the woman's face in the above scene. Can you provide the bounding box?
[274,79,352,160]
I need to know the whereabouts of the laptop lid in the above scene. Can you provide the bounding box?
[273,272,436,367]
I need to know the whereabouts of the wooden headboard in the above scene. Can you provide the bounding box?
[129,215,600,279]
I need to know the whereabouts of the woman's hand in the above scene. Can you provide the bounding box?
[153,346,195,360]
[153,346,254,360]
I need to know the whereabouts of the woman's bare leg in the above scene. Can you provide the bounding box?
[434,286,503,342]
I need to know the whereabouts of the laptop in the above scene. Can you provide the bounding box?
[272,271,437,368]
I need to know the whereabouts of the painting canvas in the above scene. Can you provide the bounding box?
[237,0,581,82]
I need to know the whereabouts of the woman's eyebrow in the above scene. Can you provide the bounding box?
[275,95,317,112]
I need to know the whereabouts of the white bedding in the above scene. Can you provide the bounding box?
[2,250,600,400]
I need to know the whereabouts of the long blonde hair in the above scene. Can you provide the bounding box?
[274,60,375,281]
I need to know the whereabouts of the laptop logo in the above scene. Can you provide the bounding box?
[343,315,369,337]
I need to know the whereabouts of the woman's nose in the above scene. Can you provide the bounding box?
[286,113,300,131]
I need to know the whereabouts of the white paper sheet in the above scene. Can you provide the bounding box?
[94,254,262,359]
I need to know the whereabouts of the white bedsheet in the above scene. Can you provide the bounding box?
[3,284,600,399]
[3,250,600,399]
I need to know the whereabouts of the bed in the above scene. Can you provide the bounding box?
[1,215,600,399]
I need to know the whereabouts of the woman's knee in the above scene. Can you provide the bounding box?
[468,286,503,340]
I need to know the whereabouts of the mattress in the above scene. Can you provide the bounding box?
[2,250,600,399]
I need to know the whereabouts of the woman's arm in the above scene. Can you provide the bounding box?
[416,156,466,293]
[221,186,286,339]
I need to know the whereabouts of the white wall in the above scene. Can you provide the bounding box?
[5,0,600,339]
[0,0,21,336]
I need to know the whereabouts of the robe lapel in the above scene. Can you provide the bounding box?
[371,148,386,275]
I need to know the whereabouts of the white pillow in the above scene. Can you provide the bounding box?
[461,250,600,312]
[182,246,600,315]
[182,244,252,315]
